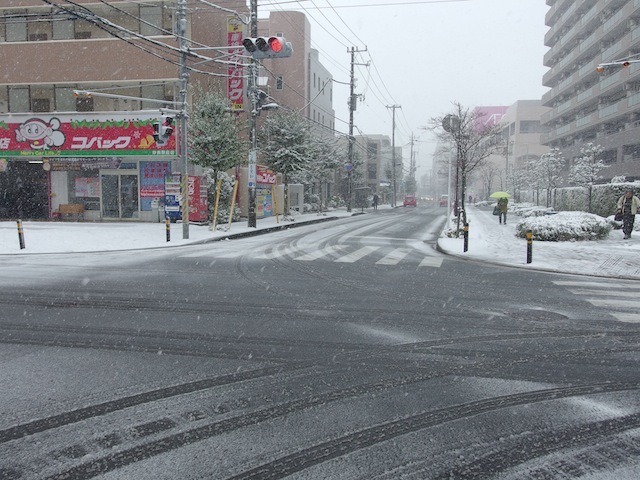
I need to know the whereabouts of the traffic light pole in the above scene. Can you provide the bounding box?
[247,0,258,228]
[178,0,190,239]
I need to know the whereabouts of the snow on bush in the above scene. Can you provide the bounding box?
[514,206,555,217]
[515,211,612,241]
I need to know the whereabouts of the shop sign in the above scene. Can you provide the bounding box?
[227,17,244,112]
[257,165,276,184]
[0,112,178,157]
[49,157,123,171]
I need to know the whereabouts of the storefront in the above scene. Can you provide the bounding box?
[0,112,177,221]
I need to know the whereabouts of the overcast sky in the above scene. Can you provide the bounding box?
[260,0,550,177]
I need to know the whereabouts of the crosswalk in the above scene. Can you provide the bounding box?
[179,243,444,268]
[553,280,640,323]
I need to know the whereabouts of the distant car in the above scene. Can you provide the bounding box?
[439,195,448,207]
[403,195,417,207]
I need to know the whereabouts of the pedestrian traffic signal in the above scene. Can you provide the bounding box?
[152,115,174,146]
[242,36,293,59]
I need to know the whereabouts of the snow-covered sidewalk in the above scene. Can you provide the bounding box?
[0,210,352,255]
[438,206,640,280]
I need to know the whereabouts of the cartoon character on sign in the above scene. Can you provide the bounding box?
[15,117,66,150]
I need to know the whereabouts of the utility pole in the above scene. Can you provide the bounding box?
[247,0,258,227]
[177,0,190,239]
[386,104,400,207]
[347,46,367,212]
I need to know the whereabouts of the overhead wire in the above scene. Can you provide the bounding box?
[41,0,237,79]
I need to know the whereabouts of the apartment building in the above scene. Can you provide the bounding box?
[542,0,640,180]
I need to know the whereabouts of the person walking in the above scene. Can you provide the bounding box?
[372,194,379,211]
[497,196,508,225]
[616,189,640,239]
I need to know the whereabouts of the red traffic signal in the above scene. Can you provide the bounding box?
[242,36,292,59]
[152,115,174,147]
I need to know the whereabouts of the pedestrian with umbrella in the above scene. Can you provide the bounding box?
[490,192,510,225]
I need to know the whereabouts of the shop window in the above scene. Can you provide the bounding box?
[67,170,100,211]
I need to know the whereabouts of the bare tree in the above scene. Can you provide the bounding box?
[431,102,502,231]
[478,162,500,200]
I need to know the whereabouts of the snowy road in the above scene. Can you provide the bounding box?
[1,206,639,479]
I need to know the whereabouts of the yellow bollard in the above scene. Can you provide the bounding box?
[227,179,239,231]
[211,178,222,232]
[526,230,533,264]
[165,216,170,242]
[272,183,279,224]
[16,219,25,249]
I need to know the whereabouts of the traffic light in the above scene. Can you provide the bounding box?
[242,36,292,59]
[152,115,174,146]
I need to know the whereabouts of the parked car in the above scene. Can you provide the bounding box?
[403,195,417,207]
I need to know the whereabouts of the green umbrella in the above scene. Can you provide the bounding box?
[489,191,510,198]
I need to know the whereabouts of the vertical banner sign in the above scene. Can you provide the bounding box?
[227,17,244,112]
[248,149,257,188]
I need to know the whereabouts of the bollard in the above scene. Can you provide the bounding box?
[463,222,469,252]
[165,216,171,242]
[16,219,25,249]
[526,229,533,264]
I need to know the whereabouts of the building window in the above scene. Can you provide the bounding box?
[140,5,163,36]
[32,98,51,112]
[76,96,94,112]
[275,75,283,90]
[53,19,74,40]
[6,16,27,42]
[520,120,540,133]
[368,164,377,180]
[367,142,378,160]
[8,87,29,112]
[55,87,75,111]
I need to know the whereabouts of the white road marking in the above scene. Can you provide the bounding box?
[295,245,348,261]
[376,248,412,265]
[609,313,640,323]
[334,246,379,263]
[418,257,444,268]
[553,280,640,289]
[568,289,640,298]
[586,298,640,309]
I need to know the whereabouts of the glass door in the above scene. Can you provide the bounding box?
[100,171,139,219]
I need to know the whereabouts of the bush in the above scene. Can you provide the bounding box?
[515,211,612,241]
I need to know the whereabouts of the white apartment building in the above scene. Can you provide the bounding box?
[542,0,640,180]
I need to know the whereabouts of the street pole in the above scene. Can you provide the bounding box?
[387,104,400,207]
[247,0,258,227]
[346,46,367,213]
[178,0,190,239]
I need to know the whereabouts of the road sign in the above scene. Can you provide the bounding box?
[344,162,353,172]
